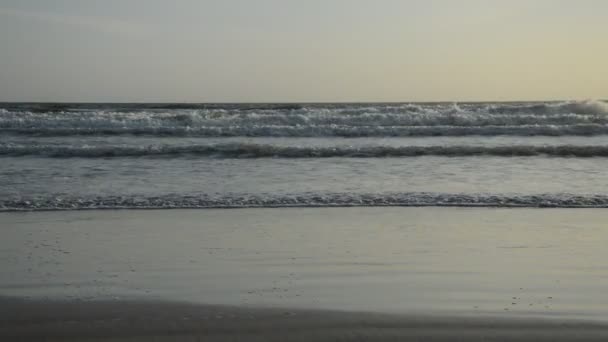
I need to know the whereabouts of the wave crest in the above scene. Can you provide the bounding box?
[2,101,608,137]
[488,100,608,115]
[3,192,608,211]
[4,125,608,137]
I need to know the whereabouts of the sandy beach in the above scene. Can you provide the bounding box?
[2,207,608,340]
[4,297,608,342]
[3,0,608,339]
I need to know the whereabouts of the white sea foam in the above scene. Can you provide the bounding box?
[2,101,607,137]
[4,124,608,137]
[488,100,608,115]
[3,192,608,211]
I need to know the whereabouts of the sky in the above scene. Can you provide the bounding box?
[0,0,607,102]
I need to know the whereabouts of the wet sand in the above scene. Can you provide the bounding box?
[3,297,608,342]
[3,208,608,340]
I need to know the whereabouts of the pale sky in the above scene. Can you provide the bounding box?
[0,0,607,102]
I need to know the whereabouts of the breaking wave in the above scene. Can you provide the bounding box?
[2,143,608,158]
[5,125,608,137]
[2,100,608,137]
[487,100,608,115]
[3,192,608,211]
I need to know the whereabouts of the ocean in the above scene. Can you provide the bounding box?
[2,100,608,210]
[4,101,608,324]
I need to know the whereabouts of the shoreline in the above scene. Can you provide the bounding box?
[4,202,608,212]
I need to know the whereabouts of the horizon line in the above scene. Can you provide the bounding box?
[1,99,606,105]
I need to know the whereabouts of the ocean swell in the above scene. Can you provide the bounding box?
[2,143,608,158]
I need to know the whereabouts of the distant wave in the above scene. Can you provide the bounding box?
[3,143,608,158]
[2,100,607,114]
[2,100,608,137]
[486,100,608,115]
[3,192,608,211]
[5,125,608,137]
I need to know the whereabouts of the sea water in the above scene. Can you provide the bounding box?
[2,101,608,210]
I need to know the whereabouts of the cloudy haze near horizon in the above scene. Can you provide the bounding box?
[1,0,607,102]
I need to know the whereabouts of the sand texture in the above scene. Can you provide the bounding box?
[3,298,608,342]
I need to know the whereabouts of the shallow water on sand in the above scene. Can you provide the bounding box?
[2,207,608,320]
